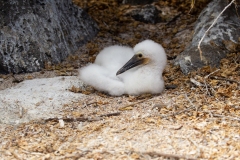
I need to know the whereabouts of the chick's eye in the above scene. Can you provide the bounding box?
[138,54,143,58]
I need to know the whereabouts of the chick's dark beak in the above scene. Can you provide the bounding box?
[116,55,148,75]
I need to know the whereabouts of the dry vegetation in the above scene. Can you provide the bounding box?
[0,0,240,159]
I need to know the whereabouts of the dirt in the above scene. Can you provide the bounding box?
[0,0,240,159]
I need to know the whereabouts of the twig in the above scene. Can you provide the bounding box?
[161,105,195,118]
[190,78,212,95]
[141,151,197,160]
[185,94,199,113]
[44,117,102,123]
[99,112,121,117]
[203,69,220,95]
[86,102,98,106]
[188,0,195,14]
[185,94,195,107]
[212,114,240,121]
[43,112,121,123]
[21,150,45,155]
[198,0,235,60]
[209,76,240,85]
[202,111,240,121]
[190,78,204,87]
[119,99,151,110]
[204,69,220,79]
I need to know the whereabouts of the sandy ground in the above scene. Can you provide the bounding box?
[0,82,239,159]
[0,0,240,159]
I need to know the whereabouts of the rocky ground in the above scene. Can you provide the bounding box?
[0,0,240,159]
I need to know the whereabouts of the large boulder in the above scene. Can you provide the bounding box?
[175,0,240,74]
[0,0,98,74]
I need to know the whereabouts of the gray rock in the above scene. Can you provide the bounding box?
[175,0,240,74]
[128,5,162,24]
[0,0,98,74]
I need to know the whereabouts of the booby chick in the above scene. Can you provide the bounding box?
[78,40,167,96]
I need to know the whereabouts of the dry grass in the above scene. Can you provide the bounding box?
[0,0,239,159]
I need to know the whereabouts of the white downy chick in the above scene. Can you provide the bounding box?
[79,40,167,96]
